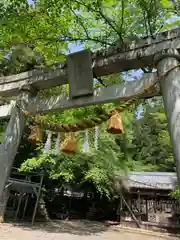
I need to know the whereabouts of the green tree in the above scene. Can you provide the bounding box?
[131,97,175,172]
[20,132,129,197]
[0,0,179,63]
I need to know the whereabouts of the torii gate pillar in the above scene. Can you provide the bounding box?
[155,49,180,184]
[0,85,36,222]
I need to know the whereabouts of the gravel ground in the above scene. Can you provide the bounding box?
[0,220,179,240]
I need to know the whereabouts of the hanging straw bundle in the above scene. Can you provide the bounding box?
[28,125,43,145]
[107,110,124,134]
[28,115,43,145]
[60,132,77,155]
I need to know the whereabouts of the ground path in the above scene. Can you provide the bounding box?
[0,220,179,240]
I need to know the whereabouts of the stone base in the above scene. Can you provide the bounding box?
[120,219,180,234]
[0,216,4,223]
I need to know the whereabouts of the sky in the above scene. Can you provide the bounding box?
[28,0,33,4]
[68,42,84,54]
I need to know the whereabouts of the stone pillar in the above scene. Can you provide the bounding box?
[155,49,180,183]
[0,85,36,222]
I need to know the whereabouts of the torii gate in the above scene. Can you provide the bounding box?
[0,27,180,209]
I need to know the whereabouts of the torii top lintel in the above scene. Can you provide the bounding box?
[0,27,179,98]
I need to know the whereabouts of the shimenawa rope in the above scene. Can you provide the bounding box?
[14,64,180,133]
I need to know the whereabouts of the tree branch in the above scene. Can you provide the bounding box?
[164,7,180,15]
[73,0,123,43]
[5,35,116,50]
[40,36,116,46]
[120,0,125,34]
[96,0,124,44]
[67,4,90,39]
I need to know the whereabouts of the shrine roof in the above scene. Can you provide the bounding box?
[128,172,177,190]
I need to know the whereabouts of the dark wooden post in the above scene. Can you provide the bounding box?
[145,199,148,221]
[0,85,36,222]
[122,196,141,228]
[137,190,141,221]
[119,194,123,222]
[155,49,180,183]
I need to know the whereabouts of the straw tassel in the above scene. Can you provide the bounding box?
[28,125,43,145]
[60,132,76,155]
[107,110,124,134]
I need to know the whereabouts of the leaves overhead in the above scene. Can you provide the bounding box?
[0,0,179,64]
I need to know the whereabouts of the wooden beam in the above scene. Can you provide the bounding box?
[0,73,159,118]
[95,27,180,58]
[0,66,67,97]
[0,104,13,119]
[28,73,159,114]
[93,28,180,76]
[0,28,179,97]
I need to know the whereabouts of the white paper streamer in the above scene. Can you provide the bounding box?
[43,131,52,153]
[54,133,61,154]
[82,130,90,153]
[94,126,100,150]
